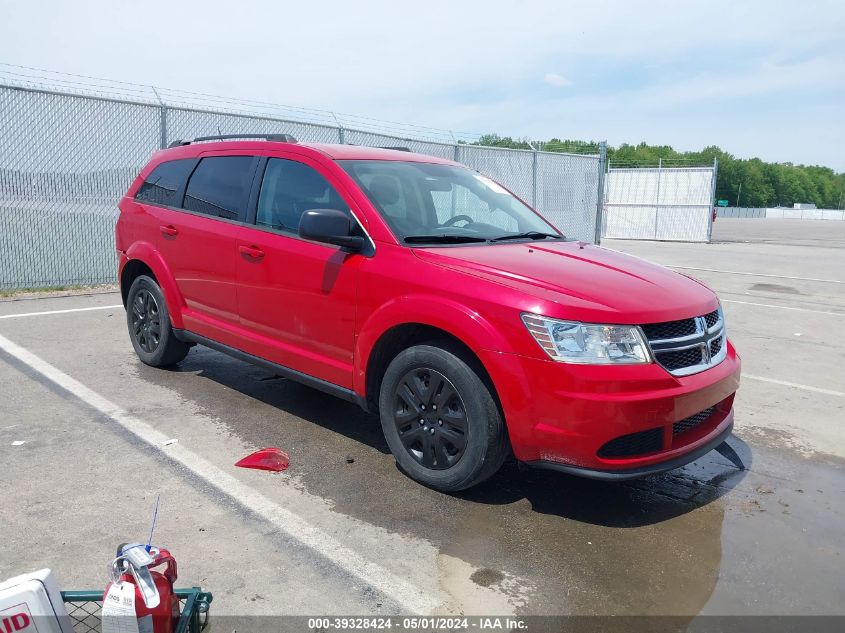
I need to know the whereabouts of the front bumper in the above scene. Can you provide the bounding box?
[526,416,734,480]
[479,340,741,476]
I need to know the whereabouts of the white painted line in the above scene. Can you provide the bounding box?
[0,305,123,320]
[722,299,844,317]
[744,374,845,398]
[667,266,843,285]
[0,332,438,614]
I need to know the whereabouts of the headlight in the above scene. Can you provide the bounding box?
[521,313,651,364]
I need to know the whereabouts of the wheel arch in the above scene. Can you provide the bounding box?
[120,242,185,328]
[356,296,514,416]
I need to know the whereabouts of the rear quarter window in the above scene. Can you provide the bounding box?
[135,159,196,207]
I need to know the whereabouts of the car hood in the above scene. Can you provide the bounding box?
[412,240,719,323]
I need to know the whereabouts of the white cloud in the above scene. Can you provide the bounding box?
[543,73,572,88]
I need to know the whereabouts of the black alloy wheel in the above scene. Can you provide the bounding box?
[131,288,161,353]
[125,274,189,367]
[379,343,510,491]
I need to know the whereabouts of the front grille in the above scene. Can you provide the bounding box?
[641,308,726,376]
[710,335,723,356]
[658,346,705,370]
[598,427,663,458]
[673,406,716,436]
[641,318,697,341]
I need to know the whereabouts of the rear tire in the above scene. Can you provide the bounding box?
[126,275,189,367]
[378,342,508,492]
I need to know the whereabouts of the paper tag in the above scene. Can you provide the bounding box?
[102,582,140,633]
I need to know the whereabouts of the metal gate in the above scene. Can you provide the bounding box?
[602,160,717,242]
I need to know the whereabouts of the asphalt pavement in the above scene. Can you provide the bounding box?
[1,218,842,619]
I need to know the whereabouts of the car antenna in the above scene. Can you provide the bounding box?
[145,493,160,552]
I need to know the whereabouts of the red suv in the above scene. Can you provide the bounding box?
[117,135,740,491]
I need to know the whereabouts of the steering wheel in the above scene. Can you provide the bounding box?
[441,215,475,228]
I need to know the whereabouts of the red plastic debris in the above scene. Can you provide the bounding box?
[235,447,290,472]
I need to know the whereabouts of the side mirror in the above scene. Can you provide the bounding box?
[299,209,364,252]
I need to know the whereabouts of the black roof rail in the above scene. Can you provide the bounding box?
[378,146,412,152]
[167,133,298,148]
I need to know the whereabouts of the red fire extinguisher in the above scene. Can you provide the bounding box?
[103,543,179,633]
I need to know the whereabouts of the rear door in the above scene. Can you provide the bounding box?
[152,153,258,341]
[235,154,366,389]
[127,157,196,259]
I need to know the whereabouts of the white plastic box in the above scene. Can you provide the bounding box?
[0,569,74,633]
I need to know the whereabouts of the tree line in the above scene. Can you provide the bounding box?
[472,134,845,209]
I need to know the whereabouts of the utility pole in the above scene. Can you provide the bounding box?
[736,182,742,208]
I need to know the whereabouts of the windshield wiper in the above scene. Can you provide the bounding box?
[403,234,489,244]
[487,231,565,242]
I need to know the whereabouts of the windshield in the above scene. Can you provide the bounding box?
[339,160,561,244]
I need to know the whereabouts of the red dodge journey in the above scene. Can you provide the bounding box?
[117,135,740,491]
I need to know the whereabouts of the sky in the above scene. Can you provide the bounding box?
[2,0,844,170]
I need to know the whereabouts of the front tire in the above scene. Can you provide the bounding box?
[378,343,508,492]
[126,275,189,367]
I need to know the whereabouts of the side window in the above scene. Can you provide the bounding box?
[183,156,254,220]
[135,159,195,207]
[256,159,350,233]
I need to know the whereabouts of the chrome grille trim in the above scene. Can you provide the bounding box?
[640,308,727,376]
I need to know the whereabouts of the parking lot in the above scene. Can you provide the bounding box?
[1,218,843,619]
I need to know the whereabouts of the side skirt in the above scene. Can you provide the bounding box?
[173,329,368,411]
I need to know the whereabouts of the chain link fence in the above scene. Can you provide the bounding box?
[602,161,717,242]
[716,206,767,218]
[0,81,604,290]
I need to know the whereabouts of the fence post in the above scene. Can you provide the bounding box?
[330,112,345,144]
[707,157,719,242]
[151,86,167,149]
[159,106,167,149]
[532,151,538,208]
[654,157,662,239]
[593,141,607,244]
[453,144,460,162]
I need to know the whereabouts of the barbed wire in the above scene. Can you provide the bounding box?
[0,62,486,144]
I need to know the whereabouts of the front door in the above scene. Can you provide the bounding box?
[235,155,363,389]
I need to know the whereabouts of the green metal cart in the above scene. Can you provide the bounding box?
[61,587,212,633]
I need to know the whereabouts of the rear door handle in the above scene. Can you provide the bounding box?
[239,244,265,260]
[160,225,178,237]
